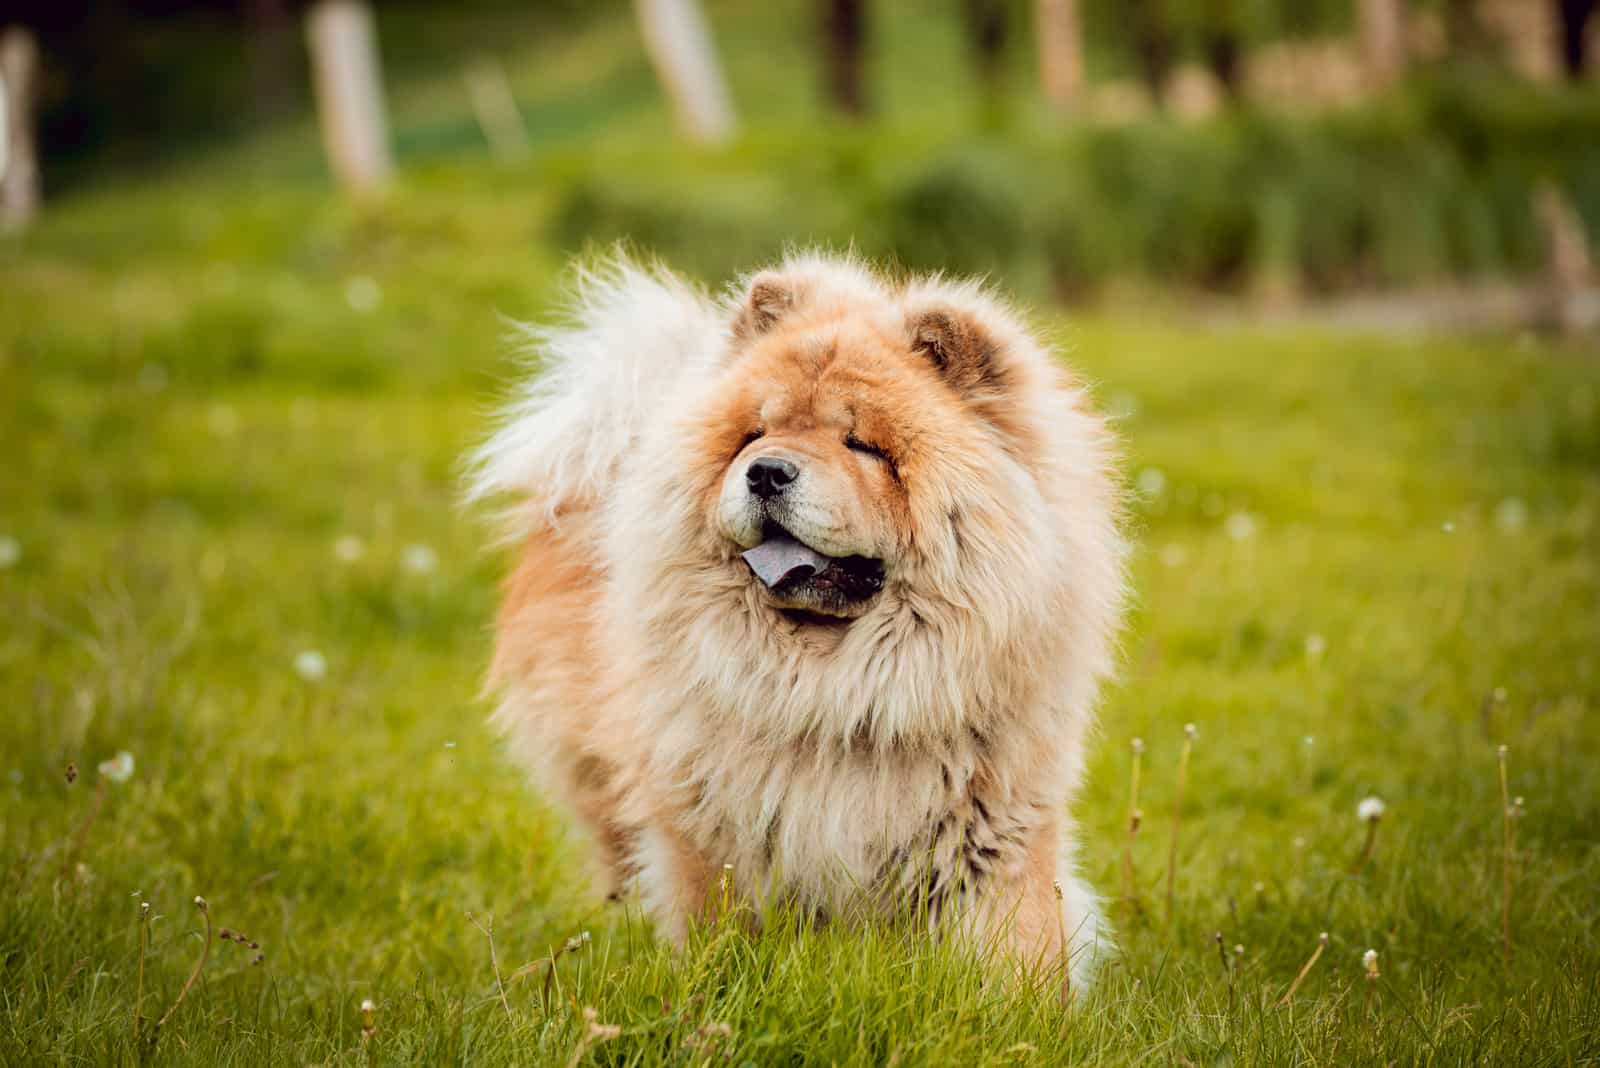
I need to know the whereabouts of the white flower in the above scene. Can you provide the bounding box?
[333,535,365,563]
[401,543,437,574]
[1494,497,1527,533]
[1183,723,1197,741]
[97,751,135,784]
[1357,796,1386,823]
[345,276,381,313]
[0,535,20,569]
[360,998,376,1013]
[207,404,239,437]
[1136,467,1167,498]
[294,650,328,682]
[1131,737,1145,754]
[1362,948,1378,971]
[1225,512,1258,541]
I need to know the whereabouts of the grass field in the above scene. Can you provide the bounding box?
[4,172,1599,1064]
[5,3,1600,1063]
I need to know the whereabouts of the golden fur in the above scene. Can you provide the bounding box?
[471,252,1126,987]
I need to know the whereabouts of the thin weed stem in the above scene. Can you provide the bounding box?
[1276,931,1328,1007]
[132,901,150,1042]
[1121,739,1144,925]
[156,897,213,1030]
[1498,745,1512,966]
[1166,724,1195,924]
[466,912,512,1020]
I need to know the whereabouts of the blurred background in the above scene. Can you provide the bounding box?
[2,0,1598,330]
[4,9,1599,1062]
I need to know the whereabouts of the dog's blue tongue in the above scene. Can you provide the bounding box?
[742,533,831,589]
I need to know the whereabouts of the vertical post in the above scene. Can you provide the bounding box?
[305,0,392,192]
[634,0,737,143]
[1036,0,1084,113]
[464,58,530,161]
[1557,0,1598,79]
[0,24,40,233]
[820,0,869,118]
[1357,0,1406,87]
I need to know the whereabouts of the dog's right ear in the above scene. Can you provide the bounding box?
[732,271,802,341]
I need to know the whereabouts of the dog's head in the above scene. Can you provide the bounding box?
[663,257,1079,636]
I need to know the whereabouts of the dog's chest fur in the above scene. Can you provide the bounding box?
[667,723,1043,916]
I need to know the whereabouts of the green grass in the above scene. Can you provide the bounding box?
[4,169,1599,1064]
[4,4,1600,1063]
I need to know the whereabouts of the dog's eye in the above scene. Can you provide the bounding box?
[740,429,765,450]
[845,434,889,462]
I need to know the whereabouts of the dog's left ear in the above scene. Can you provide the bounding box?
[906,304,1008,398]
[732,271,802,342]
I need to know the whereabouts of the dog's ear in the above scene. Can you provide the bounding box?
[906,304,1008,398]
[732,271,803,341]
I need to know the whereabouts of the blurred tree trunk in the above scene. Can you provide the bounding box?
[1202,0,1241,97]
[1035,0,1084,112]
[820,0,868,117]
[963,0,1009,91]
[1557,0,1597,78]
[305,0,392,192]
[0,24,39,233]
[1128,0,1174,103]
[1443,0,1488,60]
[635,0,737,143]
[246,0,294,117]
[1357,0,1406,87]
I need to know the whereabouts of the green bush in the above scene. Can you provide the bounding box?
[551,79,1600,297]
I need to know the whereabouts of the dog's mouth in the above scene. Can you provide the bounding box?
[740,520,885,619]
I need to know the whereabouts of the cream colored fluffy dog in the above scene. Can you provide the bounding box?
[471,252,1125,987]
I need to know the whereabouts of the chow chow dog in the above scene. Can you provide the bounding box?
[471,252,1125,987]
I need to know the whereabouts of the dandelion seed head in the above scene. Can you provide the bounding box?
[1303,633,1327,659]
[360,998,376,1013]
[1184,723,1197,741]
[1363,948,1379,972]
[401,543,438,574]
[1494,497,1527,533]
[345,276,381,313]
[1131,737,1145,754]
[1136,467,1167,498]
[1357,796,1386,822]
[1318,932,1329,946]
[294,650,328,683]
[97,751,135,784]
[193,896,208,912]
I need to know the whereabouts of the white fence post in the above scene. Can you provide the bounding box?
[1036,0,1083,113]
[1357,0,1406,87]
[0,25,41,233]
[305,0,393,192]
[634,0,737,143]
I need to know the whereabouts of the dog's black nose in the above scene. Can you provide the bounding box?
[746,456,799,499]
